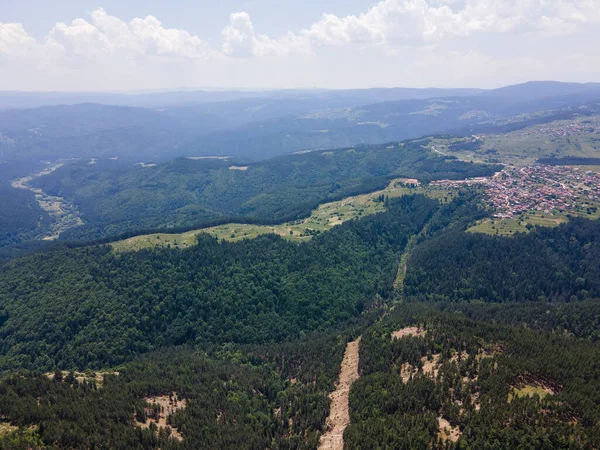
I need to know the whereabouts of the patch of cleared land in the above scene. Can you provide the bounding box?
[509,374,558,402]
[399,345,501,413]
[0,422,18,436]
[138,393,187,441]
[468,212,569,236]
[509,385,553,401]
[392,327,428,383]
[391,326,426,340]
[111,179,454,252]
[45,370,120,387]
[437,417,461,443]
[436,116,600,165]
[390,328,464,442]
[318,337,361,450]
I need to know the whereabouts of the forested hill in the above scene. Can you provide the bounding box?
[3,304,600,449]
[30,140,500,241]
[405,215,600,303]
[0,195,438,372]
[346,306,600,449]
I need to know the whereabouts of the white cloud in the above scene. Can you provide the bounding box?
[555,0,600,23]
[2,2,599,64]
[239,0,600,53]
[222,12,309,56]
[47,8,214,62]
[0,23,37,57]
[300,11,388,46]
[0,2,599,90]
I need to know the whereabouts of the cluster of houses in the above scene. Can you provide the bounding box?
[433,165,600,219]
[522,122,597,139]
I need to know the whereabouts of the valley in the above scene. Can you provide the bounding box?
[10,163,83,240]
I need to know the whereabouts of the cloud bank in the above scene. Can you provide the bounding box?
[1,1,599,89]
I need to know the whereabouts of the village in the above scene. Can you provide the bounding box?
[433,164,600,219]
[523,121,597,138]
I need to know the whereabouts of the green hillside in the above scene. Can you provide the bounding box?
[0,195,437,372]
[31,140,499,241]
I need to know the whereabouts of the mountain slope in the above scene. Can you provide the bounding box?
[29,140,499,241]
[0,195,437,371]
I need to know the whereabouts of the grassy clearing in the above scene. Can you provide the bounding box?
[44,371,120,387]
[468,212,568,236]
[480,116,600,165]
[432,116,600,166]
[468,199,600,237]
[0,422,18,436]
[509,385,552,402]
[111,180,455,252]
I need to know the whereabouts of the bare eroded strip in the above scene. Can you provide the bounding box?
[318,337,361,450]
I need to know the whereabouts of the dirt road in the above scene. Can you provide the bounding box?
[318,337,361,450]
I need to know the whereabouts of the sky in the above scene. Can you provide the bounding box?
[1,0,599,91]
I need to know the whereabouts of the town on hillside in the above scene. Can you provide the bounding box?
[433,165,600,219]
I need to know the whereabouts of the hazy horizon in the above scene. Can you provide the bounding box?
[2,79,599,96]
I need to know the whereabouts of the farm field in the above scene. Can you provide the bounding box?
[111,179,454,252]
[467,212,568,236]
[433,116,600,166]
[482,117,600,164]
[468,200,600,236]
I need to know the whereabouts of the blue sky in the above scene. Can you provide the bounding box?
[1,0,599,91]
[3,1,369,39]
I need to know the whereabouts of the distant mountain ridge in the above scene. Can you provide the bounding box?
[1,81,600,170]
[3,81,600,111]
[0,86,484,110]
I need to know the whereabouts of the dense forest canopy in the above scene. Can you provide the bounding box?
[2,304,600,449]
[404,217,600,303]
[347,306,600,449]
[0,195,438,372]
[0,185,50,248]
[0,161,51,248]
